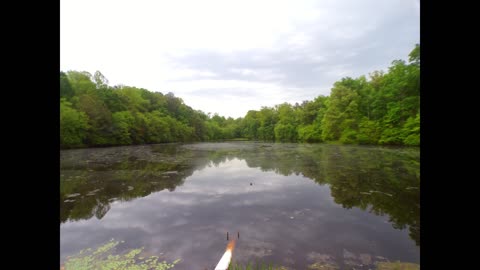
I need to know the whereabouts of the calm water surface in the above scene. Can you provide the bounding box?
[60,142,420,269]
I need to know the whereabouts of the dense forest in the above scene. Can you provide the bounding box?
[60,44,419,148]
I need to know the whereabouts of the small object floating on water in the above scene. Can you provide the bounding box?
[250,183,253,186]
[162,171,179,175]
[369,190,393,197]
[86,188,102,196]
[290,216,294,219]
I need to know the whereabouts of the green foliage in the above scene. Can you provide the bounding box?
[242,110,260,140]
[60,44,419,148]
[117,86,151,113]
[339,129,358,144]
[402,113,420,146]
[60,99,89,148]
[205,120,224,140]
[93,71,109,89]
[66,71,97,97]
[76,94,113,146]
[322,81,360,141]
[357,118,381,144]
[273,103,298,142]
[274,123,297,142]
[60,72,74,99]
[408,44,420,66]
[379,127,404,145]
[318,45,419,146]
[257,107,278,141]
[297,124,323,142]
[145,111,171,143]
[60,69,244,148]
[112,111,135,145]
[64,240,180,270]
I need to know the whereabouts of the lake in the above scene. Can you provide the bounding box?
[60,142,420,269]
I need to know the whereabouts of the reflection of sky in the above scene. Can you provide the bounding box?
[61,158,418,269]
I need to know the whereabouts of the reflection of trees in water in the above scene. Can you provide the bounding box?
[60,143,419,246]
[323,146,420,246]
[205,144,420,246]
[60,145,213,223]
[60,168,192,223]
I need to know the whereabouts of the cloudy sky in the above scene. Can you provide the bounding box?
[61,0,419,118]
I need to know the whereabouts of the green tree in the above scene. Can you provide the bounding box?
[322,81,360,142]
[59,44,419,148]
[76,94,113,146]
[402,112,420,146]
[257,107,277,141]
[274,103,297,142]
[93,70,109,89]
[60,72,74,99]
[60,99,89,148]
[409,43,420,66]
[357,118,381,144]
[67,71,96,97]
[242,110,260,140]
[117,86,150,113]
[145,111,172,143]
[111,111,134,145]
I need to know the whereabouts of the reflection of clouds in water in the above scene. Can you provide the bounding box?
[64,157,339,241]
[61,158,332,266]
[235,239,275,260]
[230,199,262,207]
[179,158,315,196]
[61,146,419,267]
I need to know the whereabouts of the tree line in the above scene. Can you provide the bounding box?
[60,44,419,148]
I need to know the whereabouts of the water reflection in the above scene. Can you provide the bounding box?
[60,142,419,269]
[60,144,205,223]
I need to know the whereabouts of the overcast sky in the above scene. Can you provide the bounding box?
[61,0,419,118]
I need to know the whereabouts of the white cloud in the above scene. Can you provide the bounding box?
[61,0,419,118]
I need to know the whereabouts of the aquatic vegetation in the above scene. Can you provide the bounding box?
[376,261,420,270]
[61,143,419,267]
[307,262,339,269]
[228,261,420,270]
[63,240,180,270]
[228,262,288,270]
